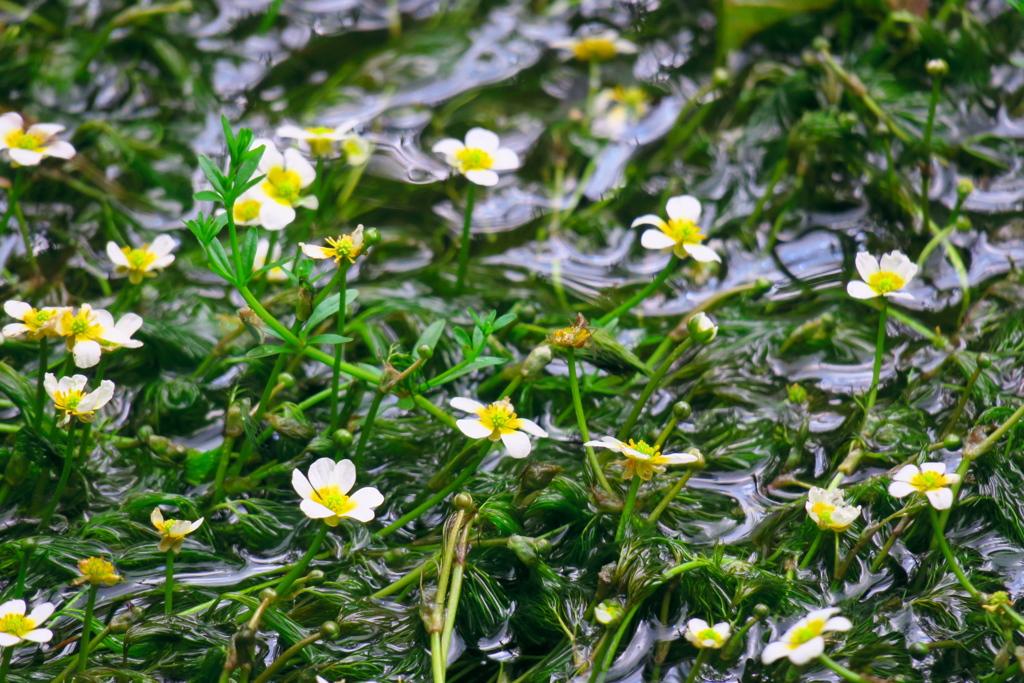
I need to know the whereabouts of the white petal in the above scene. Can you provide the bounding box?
[284,148,316,188]
[640,229,677,251]
[456,419,493,439]
[788,637,824,665]
[91,308,115,329]
[21,628,52,643]
[348,486,384,510]
[331,458,356,494]
[3,323,30,338]
[665,195,701,222]
[921,462,946,475]
[42,141,76,160]
[0,113,23,136]
[106,242,129,267]
[897,260,918,284]
[514,418,548,438]
[292,468,314,499]
[925,488,953,510]
[657,452,699,465]
[149,235,177,259]
[893,465,920,483]
[4,300,32,320]
[888,481,917,498]
[308,457,336,490]
[28,602,55,624]
[465,127,500,152]
[846,281,878,299]
[855,252,880,280]
[301,243,332,259]
[73,340,102,368]
[300,498,336,519]
[43,373,58,400]
[761,641,789,664]
[27,123,64,139]
[432,138,464,160]
[500,430,532,458]
[189,518,204,532]
[259,200,296,231]
[631,214,667,230]
[0,600,26,617]
[490,148,520,171]
[944,473,961,485]
[9,147,43,166]
[683,243,721,263]
[115,313,143,336]
[253,138,283,172]
[686,618,709,634]
[342,506,376,522]
[613,39,638,54]
[823,616,852,633]
[0,633,20,647]
[450,397,486,413]
[296,195,319,209]
[879,251,904,273]
[277,124,312,140]
[885,290,915,300]
[465,169,499,186]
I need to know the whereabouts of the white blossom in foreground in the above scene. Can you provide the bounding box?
[301,225,365,265]
[0,599,55,647]
[44,373,115,427]
[633,195,720,263]
[251,138,318,230]
[761,607,852,665]
[805,487,861,532]
[684,618,731,649]
[847,250,916,300]
[2,301,66,340]
[584,436,699,481]
[56,304,141,368]
[292,458,384,525]
[450,397,547,458]
[432,128,519,187]
[106,235,177,284]
[0,113,75,166]
[888,462,960,510]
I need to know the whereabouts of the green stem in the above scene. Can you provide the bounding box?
[597,256,678,327]
[920,75,942,233]
[585,61,601,124]
[591,602,640,683]
[798,530,824,570]
[77,584,98,671]
[916,223,956,269]
[456,183,477,291]
[353,387,384,469]
[275,523,330,597]
[928,507,980,600]
[212,435,236,503]
[966,400,1024,459]
[39,420,77,527]
[615,476,642,543]
[865,299,887,412]
[429,439,481,492]
[939,362,982,440]
[431,630,446,683]
[684,648,710,683]
[818,653,872,683]
[663,559,712,580]
[441,515,474,662]
[338,161,367,216]
[370,555,437,599]
[252,632,321,683]
[11,171,40,275]
[165,550,174,615]
[330,263,350,431]
[0,647,11,680]
[33,338,48,431]
[647,470,695,526]
[618,338,693,441]
[567,348,615,496]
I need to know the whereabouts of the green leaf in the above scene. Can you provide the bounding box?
[250,255,294,280]
[185,448,219,484]
[193,190,222,202]
[205,240,236,284]
[577,329,650,376]
[221,114,235,148]
[493,312,517,331]
[197,155,227,195]
[245,345,292,359]
[721,0,837,55]
[415,320,446,354]
[307,334,353,345]
[236,147,265,186]
[0,361,36,422]
[239,228,258,282]
[429,356,506,387]
[304,289,360,332]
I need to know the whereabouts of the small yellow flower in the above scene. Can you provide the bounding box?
[888,462,960,509]
[151,507,204,554]
[248,139,318,230]
[594,599,623,625]
[551,30,638,62]
[291,457,384,526]
[44,374,115,428]
[300,225,365,265]
[277,121,359,158]
[547,313,593,349]
[55,304,143,368]
[451,397,548,458]
[73,557,122,586]
[761,608,851,665]
[2,300,67,340]
[106,235,177,285]
[585,436,699,481]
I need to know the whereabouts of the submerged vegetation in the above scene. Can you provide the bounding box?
[3,0,1024,681]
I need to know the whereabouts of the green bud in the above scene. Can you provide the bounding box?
[417,344,433,360]
[364,227,382,246]
[258,588,278,603]
[812,36,830,52]
[137,425,155,442]
[926,58,949,77]
[752,277,772,296]
[712,67,730,88]
[519,305,537,323]
[109,613,134,634]
[908,642,930,660]
[225,402,244,437]
[517,461,562,497]
[787,383,808,405]
[277,372,296,388]
[268,402,315,440]
[21,538,38,552]
[296,280,314,322]
[319,621,341,640]
[594,599,623,625]
[753,604,770,619]
[384,547,408,563]
[942,434,962,450]
[148,435,171,455]
[873,121,891,139]
[522,344,552,378]
[332,429,354,448]
[954,215,971,233]
[306,569,326,586]
[507,535,542,567]
[453,492,475,510]
[672,401,692,420]
[957,178,974,198]
[977,353,992,369]
[687,312,718,344]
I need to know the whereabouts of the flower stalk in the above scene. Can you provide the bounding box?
[618,338,692,441]
[275,522,330,597]
[596,255,678,327]
[684,648,710,683]
[77,583,98,671]
[39,420,77,527]
[165,550,175,614]
[866,299,887,412]
[456,183,477,291]
[329,261,351,431]
[566,348,615,496]
[615,476,642,542]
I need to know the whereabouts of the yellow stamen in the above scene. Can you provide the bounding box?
[455,147,493,172]
[4,129,44,151]
[661,218,705,245]
[312,485,357,516]
[910,471,948,491]
[867,270,905,294]
[573,38,618,61]
[263,167,303,205]
[0,613,35,637]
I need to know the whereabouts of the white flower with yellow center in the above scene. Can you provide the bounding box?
[633,195,720,263]
[55,304,141,368]
[44,373,114,428]
[592,86,649,139]
[594,599,623,625]
[805,487,861,532]
[0,599,55,647]
[888,462,960,510]
[253,238,291,282]
[106,235,177,285]
[342,133,372,166]
[277,121,357,158]
[2,301,67,340]
[761,607,852,665]
[291,457,384,525]
[301,225,364,265]
[450,397,548,458]
[151,507,204,553]
[584,436,699,481]
[551,29,637,62]
[0,113,76,166]
[684,618,731,649]
[251,138,319,230]
[846,250,916,300]
[431,128,520,187]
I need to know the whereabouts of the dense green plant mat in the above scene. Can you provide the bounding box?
[2,1,1024,682]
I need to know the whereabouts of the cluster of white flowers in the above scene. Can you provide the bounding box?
[3,301,142,368]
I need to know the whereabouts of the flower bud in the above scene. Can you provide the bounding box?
[942,434,962,450]
[908,642,930,660]
[258,588,278,603]
[225,402,244,437]
[926,58,949,77]
[548,313,593,349]
[137,425,155,442]
[516,462,562,502]
[753,603,770,619]
[712,67,730,88]
[306,570,326,586]
[522,344,552,378]
[957,178,974,199]
[453,492,475,511]
[954,215,971,233]
[277,372,295,388]
[364,227,382,247]
[319,621,340,640]
[296,280,314,322]
[417,344,433,360]
[148,435,171,455]
[687,312,718,344]
[873,121,891,139]
[812,36,830,52]
[672,401,692,420]
[109,613,134,634]
[332,429,354,448]
[594,599,623,625]
[786,383,808,405]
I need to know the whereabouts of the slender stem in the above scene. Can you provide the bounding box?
[330,263,350,431]
[663,559,712,580]
[441,515,474,662]
[275,523,330,597]
[818,653,872,683]
[585,61,600,124]
[596,256,678,327]
[618,339,693,441]
[966,400,1024,459]
[684,648,710,683]
[591,602,640,683]
[567,348,615,496]
[11,170,40,275]
[212,435,236,503]
[0,647,13,681]
[647,470,694,525]
[500,374,522,399]
[165,550,175,614]
[353,388,384,469]
[928,507,980,599]
[916,223,956,269]
[77,584,98,671]
[431,630,446,683]
[456,183,477,291]
[371,555,437,599]
[871,515,912,573]
[338,160,367,216]
[39,420,77,527]
[377,442,490,538]
[33,338,48,431]
[615,476,642,543]
[920,75,942,233]
[865,299,887,412]
[13,543,33,599]
[798,530,824,570]
[939,362,982,440]
[252,633,321,683]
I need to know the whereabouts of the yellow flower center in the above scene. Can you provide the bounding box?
[78,557,120,584]
[123,246,158,271]
[910,471,947,491]
[326,235,361,263]
[22,308,53,331]
[663,218,705,245]
[788,620,825,647]
[312,485,358,516]
[811,501,835,523]
[0,613,35,637]
[54,389,87,414]
[263,167,303,205]
[697,628,722,645]
[455,147,493,172]
[611,86,647,110]
[4,129,44,151]
[573,37,618,61]
[342,136,366,160]
[479,402,518,432]
[234,199,262,223]
[63,309,103,341]
[307,127,333,136]
[867,270,905,294]
[626,439,659,458]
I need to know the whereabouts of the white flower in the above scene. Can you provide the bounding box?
[684,618,731,649]
[44,373,114,428]
[151,507,204,554]
[584,436,699,481]
[594,599,623,625]
[805,487,861,532]
[277,121,357,158]
[0,599,55,647]
[2,301,67,340]
[632,195,720,263]
[254,238,291,282]
[250,138,318,230]
[888,462,960,510]
[450,397,547,458]
[0,113,75,166]
[591,86,649,139]
[341,133,372,166]
[106,235,177,285]
[55,304,141,368]
[292,457,384,525]
[687,312,718,344]
[846,250,916,300]
[431,128,519,187]
[761,607,852,666]
[300,225,364,265]
[551,29,637,61]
